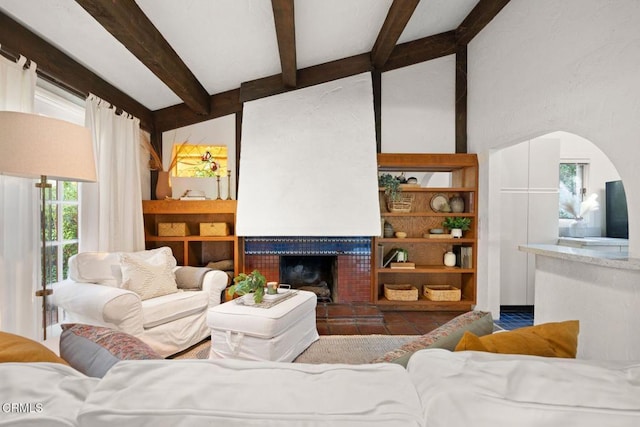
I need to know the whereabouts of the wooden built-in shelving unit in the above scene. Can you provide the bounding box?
[373,153,478,311]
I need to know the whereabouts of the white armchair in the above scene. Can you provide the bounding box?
[52,247,229,357]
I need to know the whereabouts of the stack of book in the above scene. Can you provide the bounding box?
[180,190,206,200]
[390,262,415,269]
[453,246,473,268]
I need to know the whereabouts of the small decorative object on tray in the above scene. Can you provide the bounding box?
[384,284,418,301]
[423,285,461,301]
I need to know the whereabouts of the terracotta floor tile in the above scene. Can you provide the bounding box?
[328,323,360,335]
[356,324,389,335]
[385,322,422,335]
[380,312,408,323]
[325,304,355,317]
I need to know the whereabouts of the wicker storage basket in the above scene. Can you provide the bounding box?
[199,222,229,236]
[384,284,418,301]
[158,222,189,237]
[386,194,414,213]
[423,285,461,301]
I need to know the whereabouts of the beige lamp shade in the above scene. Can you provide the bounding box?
[0,111,96,182]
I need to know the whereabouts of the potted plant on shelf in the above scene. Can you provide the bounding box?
[228,270,267,304]
[379,173,413,212]
[442,217,471,238]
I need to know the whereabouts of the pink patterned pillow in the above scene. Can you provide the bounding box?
[60,324,162,378]
[370,311,494,366]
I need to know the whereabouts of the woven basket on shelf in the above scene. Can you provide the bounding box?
[384,284,418,301]
[386,194,414,213]
[423,285,461,301]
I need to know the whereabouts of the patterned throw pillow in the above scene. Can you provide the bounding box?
[60,324,162,378]
[120,247,178,300]
[370,311,494,367]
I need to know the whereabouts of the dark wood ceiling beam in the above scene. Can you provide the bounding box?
[0,11,154,131]
[381,31,456,72]
[240,53,372,103]
[271,0,297,88]
[456,0,511,46]
[371,0,420,69]
[153,89,242,133]
[75,0,210,115]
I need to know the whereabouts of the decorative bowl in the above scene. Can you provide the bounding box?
[395,231,407,238]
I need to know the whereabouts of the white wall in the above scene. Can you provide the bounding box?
[381,55,456,153]
[468,0,640,315]
[160,114,236,200]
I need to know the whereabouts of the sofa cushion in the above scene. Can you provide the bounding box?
[120,248,179,300]
[60,324,162,378]
[141,290,209,328]
[0,362,99,427]
[407,349,640,426]
[370,310,494,366]
[454,320,579,358]
[78,359,424,426]
[69,247,177,287]
[0,331,68,365]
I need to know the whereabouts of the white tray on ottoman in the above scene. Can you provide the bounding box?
[206,290,319,362]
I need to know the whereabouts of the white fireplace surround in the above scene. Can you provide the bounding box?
[236,73,381,236]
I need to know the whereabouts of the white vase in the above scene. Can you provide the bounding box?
[451,228,463,238]
[570,219,587,238]
[444,251,456,267]
[242,293,256,305]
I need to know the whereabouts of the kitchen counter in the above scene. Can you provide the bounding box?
[519,244,640,361]
[557,237,629,252]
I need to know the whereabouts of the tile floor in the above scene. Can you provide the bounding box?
[315,303,534,335]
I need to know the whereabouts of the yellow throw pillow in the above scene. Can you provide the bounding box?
[0,331,68,365]
[454,320,579,358]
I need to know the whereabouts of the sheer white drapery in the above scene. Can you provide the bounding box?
[0,55,40,339]
[80,94,145,252]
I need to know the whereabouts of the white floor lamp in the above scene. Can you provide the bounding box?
[0,111,96,340]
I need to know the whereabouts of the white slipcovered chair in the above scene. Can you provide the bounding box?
[52,247,229,357]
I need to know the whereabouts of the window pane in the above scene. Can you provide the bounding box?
[63,181,78,201]
[46,180,58,201]
[62,204,78,240]
[45,204,58,241]
[62,243,78,280]
[45,245,58,285]
[559,163,586,219]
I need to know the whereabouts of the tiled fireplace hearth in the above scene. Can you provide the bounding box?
[243,237,372,303]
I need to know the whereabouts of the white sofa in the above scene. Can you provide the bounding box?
[52,247,229,357]
[2,349,639,426]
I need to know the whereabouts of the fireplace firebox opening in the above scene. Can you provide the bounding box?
[279,256,337,303]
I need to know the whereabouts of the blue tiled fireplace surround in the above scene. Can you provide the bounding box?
[244,236,372,256]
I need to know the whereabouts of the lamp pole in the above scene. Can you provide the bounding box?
[33,175,53,340]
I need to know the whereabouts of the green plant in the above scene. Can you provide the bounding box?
[228,270,267,303]
[378,173,402,201]
[442,216,471,231]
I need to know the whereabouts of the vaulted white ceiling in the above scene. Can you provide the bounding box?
[0,0,479,111]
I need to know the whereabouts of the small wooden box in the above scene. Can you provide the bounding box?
[423,285,461,301]
[200,222,229,236]
[158,222,189,237]
[384,284,418,301]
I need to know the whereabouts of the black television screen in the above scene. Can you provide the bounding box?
[605,180,628,239]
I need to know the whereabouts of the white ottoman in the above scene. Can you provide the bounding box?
[206,290,319,362]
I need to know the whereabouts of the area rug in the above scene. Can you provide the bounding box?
[171,335,417,364]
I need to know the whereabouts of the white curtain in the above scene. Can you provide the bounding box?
[80,94,145,252]
[0,55,40,339]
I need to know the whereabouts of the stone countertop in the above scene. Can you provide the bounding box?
[519,244,640,271]
[557,237,629,247]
